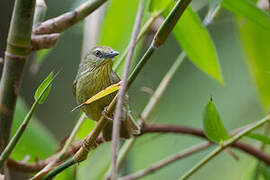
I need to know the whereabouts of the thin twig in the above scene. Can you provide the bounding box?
[0,72,55,169]
[33,0,47,27]
[30,114,86,179]
[141,52,186,122]
[119,142,211,180]
[250,121,270,178]
[7,144,80,173]
[104,138,136,180]
[111,1,145,179]
[180,115,270,180]
[141,123,270,165]
[0,101,39,169]
[59,114,86,159]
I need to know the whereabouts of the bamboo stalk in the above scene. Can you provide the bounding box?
[0,0,36,155]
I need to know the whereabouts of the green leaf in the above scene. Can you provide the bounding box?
[203,98,230,143]
[222,0,270,31]
[10,97,57,162]
[246,133,270,145]
[149,0,172,15]
[34,72,53,104]
[237,17,270,111]
[77,115,96,140]
[164,6,223,84]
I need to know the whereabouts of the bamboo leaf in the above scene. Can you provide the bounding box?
[77,115,96,140]
[34,72,53,104]
[203,98,230,144]
[237,17,270,111]
[246,133,270,145]
[164,6,223,84]
[222,0,270,31]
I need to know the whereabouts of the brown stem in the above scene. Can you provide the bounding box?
[119,142,211,180]
[7,123,270,173]
[31,34,60,51]
[7,144,80,173]
[33,0,107,35]
[140,123,270,165]
[7,137,104,173]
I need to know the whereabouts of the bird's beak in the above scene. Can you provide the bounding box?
[104,50,119,59]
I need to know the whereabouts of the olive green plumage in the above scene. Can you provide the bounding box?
[73,46,140,141]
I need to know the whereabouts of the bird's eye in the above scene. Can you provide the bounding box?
[94,50,103,58]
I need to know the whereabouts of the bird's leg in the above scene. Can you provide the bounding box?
[102,106,114,121]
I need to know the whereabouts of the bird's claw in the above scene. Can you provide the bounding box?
[81,138,98,151]
[102,107,113,121]
[81,138,89,152]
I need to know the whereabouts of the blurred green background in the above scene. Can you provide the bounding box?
[1,0,269,179]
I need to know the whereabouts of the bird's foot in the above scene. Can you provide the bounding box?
[102,107,113,121]
[81,138,89,152]
[81,137,98,151]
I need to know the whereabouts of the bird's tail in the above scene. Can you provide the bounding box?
[102,115,140,141]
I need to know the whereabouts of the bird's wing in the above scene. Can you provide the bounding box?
[110,70,121,83]
[72,79,77,97]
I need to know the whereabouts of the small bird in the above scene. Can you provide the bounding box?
[73,46,140,141]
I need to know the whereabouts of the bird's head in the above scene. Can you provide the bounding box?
[84,46,119,69]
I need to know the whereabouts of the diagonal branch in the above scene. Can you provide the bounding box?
[30,114,86,179]
[33,0,107,35]
[179,115,270,179]
[29,0,107,51]
[6,122,270,173]
[140,123,270,165]
[119,142,211,180]
[110,0,145,179]
[7,144,80,173]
